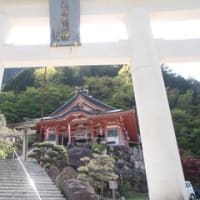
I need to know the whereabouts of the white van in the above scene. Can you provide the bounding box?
[185,181,196,200]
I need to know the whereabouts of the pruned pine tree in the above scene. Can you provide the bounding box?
[78,154,118,196]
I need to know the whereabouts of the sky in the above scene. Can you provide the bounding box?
[151,20,200,81]
[164,63,200,81]
[5,20,200,81]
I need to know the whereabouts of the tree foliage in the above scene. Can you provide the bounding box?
[162,65,200,157]
[85,65,135,109]
[1,64,200,159]
[0,140,14,159]
[180,150,200,186]
[0,149,6,159]
[78,154,118,195]
[3,68,35,92]
[0,85,74,123]
[28,142,68,170]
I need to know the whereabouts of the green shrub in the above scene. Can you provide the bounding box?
[28,142,68,171]
[0,150,6,159]
[0,140,14,159]
[28,134,37,148]
[33,142,40,148]
[40,142,54,148]
[92,143,106,154]
[44,163,51,171]
[78,154,118,196]
[53,145,66,152]
[46,150,59,159]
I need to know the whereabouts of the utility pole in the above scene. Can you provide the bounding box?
[40,66,47,141]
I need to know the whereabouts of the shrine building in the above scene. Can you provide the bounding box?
[36,90,138,146]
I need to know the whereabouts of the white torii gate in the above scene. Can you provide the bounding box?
[1,1,200,199]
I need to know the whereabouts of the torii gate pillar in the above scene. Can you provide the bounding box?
[0,66,4,90]
[0,14,9,90]
[128,8,187,200]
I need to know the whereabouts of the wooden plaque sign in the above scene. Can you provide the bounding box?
[49,0,80,47]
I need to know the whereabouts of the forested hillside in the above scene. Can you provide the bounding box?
[0,65,200,158]
[2,68,24,84]
[162,66,200,158]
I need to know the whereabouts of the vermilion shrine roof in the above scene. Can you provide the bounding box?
[47,90,121,119]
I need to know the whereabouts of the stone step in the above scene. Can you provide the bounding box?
[0,180,54,184]
[0,192,64,196]
[0,177,49,180]
[0,175,50,178]
[0,168,46,171]
[0,159,65,200]
[0,181,56,186]
[0,173,48,176]
[0,189,62,193]
[0,186,59,191]
[0,190,64,195]
[0,198,65,200]
[0,183,56,187]
[0,177,51,180]
[0,197,65,199]
[0,195,65,199]
[0,189,62,194]
[0,190,63,195]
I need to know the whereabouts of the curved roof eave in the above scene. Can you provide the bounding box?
[41,108,134,123]
[48,91,116,117]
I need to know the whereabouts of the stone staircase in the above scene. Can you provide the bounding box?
[0,159,66,200]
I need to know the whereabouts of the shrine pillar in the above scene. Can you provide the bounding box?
[127,8,187,200]
[90,122,96,144]
[67,123,71,145]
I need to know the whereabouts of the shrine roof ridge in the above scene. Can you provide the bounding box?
[80,91,115,110]
[49,91,115,117]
